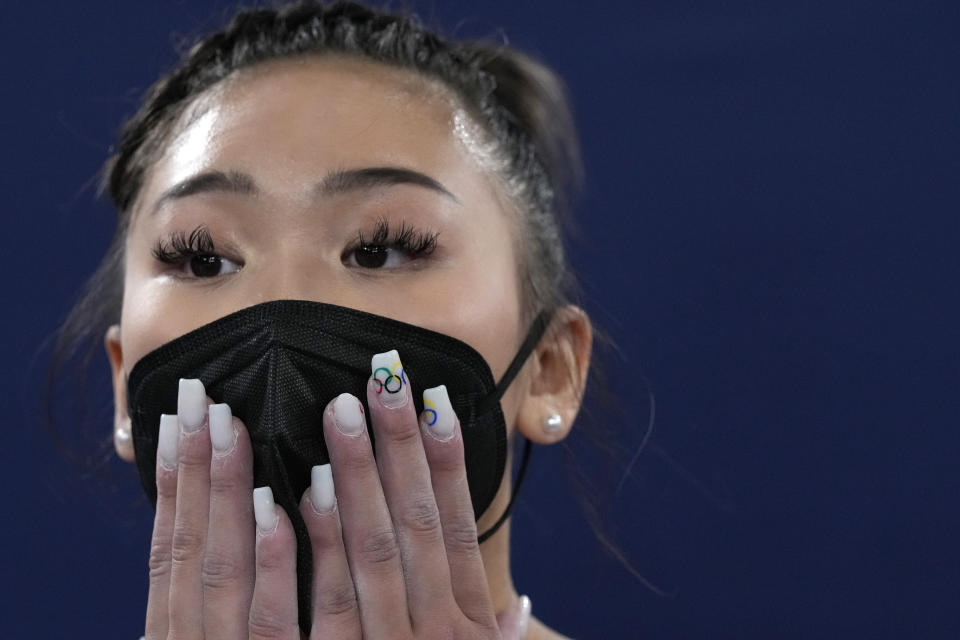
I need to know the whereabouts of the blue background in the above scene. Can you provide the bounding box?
[3,1,958,638]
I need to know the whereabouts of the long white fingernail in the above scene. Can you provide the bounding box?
[518,595,532,638]
[209,403,236,456]
[371,349,408,409]
[333,393,366,437]
[178,378,207,432]
[422,385,455,441]
[158,414,179,469]
[310,464,336,514]
[253,486,279,535]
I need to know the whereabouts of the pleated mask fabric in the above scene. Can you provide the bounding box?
[126,299,550,634]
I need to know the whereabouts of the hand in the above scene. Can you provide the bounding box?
[142,354,530,639]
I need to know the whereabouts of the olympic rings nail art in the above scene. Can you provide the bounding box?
[371,350,408,409]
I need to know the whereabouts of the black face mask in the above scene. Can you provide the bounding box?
[127,299,549,633]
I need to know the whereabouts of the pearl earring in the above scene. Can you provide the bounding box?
[543,412,563,433]
[115,425,131,446]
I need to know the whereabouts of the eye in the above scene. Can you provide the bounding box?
[151,225,243,280]
[345,245,414,269]
[342,219,439,271]
[183,253,243,278]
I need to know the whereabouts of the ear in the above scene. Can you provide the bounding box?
[104,324,135,462]
[515,305,592,444]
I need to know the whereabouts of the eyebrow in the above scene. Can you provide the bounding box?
[151,166,460,215]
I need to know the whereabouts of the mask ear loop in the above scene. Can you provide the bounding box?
[477,438,532,543]
[476,309,553,544]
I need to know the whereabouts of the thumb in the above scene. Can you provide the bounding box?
[496,595,532,640]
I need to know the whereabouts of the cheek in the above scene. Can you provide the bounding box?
[430,226,528,429]
[460,231,526,380]
[423,215,524,373]
[118,263,204,375]
[452,259,523,378]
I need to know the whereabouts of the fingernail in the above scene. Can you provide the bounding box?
[518,595,532,638]
[422,385,455,441]
[178,378,207,432]
[371,349,408,409]
[158,414,179,469]
[333,392,366,436]
[310,464,336,514]
[209,403,236,456]
[253,486,279,535]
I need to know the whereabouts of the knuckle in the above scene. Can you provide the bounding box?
[147,544,172,580]
[255,544,288,573]
[156,475,178,500]
[176,448,210,470]
[176,430,207,455]
[338,449,378,477]
[399,496,442,537]
[315,583,358,618]
[209,469,244,495]
[201,550,245,591]
[309,521,343,554]
[248,608,295,639]
[428,445,464,474]
[358,528,400,566]
[382,421,422,448]
[469,617,500,636]
[170,526,205,564]
[443,516,481,553]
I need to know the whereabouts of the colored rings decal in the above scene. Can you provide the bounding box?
[424,397,438,426]
[374,361,406,394]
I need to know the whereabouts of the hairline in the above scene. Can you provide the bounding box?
[127,53,517,224]
[120,51,535,317]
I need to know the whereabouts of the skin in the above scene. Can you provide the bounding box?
[104,55,592,639]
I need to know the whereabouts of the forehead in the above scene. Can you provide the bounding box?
[136,55,498,216]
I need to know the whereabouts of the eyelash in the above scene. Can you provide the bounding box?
[150,220,439,275]
[151,225,217,265]
[350,218,439,258]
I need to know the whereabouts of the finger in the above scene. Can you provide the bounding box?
[495,595,532,640]
[418,384,496,626]
[144,414,178,640]
[249,487,300,640]
[299,465,362,640]
[367,351,453,623]
[167,378,212,639]
[322,391,411,637]
[202,403,255,640]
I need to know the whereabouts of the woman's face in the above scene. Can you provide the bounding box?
[113,56,530,440]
